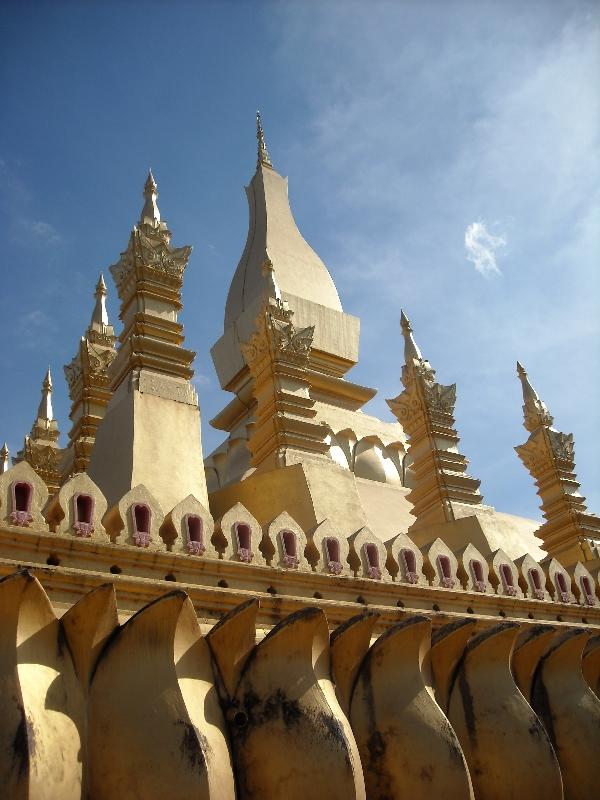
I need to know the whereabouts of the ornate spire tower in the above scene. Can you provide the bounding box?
[386,312,483,532]
[15,368,62,492]
[514,361,600,565]
[62,274,117,478]
[240,259,329,470]
[87,172,209,511]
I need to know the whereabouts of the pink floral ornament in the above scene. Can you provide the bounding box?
[10,510,32,527]
[187,540,205,556]
[73,521,94,537]
[238,547,253,563]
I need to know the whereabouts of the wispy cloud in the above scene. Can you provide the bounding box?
[29,220,62,244]
[271,1,600,517]
[464,221,506,276]
[193,373,211,388]
[15,309,58,350]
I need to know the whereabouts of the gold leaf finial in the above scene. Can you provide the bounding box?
[256,111,273,169]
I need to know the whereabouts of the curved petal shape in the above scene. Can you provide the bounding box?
[532,629,600,799]
[230,606,365,800]
[430,617,476,714]
[60,583,118,691]
[330,612,379,716]
[0,571,84,800]
[206,598,259,701]
[448,623,562,800]
[88,590,235,799]
[582,634,600,699]
[351,615,474,800]
[511,625,556,702]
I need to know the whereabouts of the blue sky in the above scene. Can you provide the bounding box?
[1,0,598,520]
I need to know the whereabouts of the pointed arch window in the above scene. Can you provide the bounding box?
[580,575,596,606]
[185,514,205,556]
[437,554,455,589]
[73,493,95,537]
[528,568,545,601]
[280,529,299,568]
[10,481,33,526]
[363,542,382,580]
[324,537,342,575]
[132,504,151,547]
[469,559,486,592]
[555,571,571,603]
[500,563,517,596]
[400,548,419,584]
[235,522,253,563]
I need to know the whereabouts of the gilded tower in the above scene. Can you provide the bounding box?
[87,171,209,511]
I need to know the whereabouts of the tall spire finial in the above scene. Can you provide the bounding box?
[400,309,423,364]
[37,367,54,422]
[516,361,553,432]
[0,443,9,474]
[90,273,110,328]
[256,111,273,169]
[140,169,161,226]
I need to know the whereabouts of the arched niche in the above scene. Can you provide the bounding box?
[489,549,524,599]
[0,461,48,530]
[514,553,551,602]
[348,527,390,581]
[422,538,460,590]
[386,531,427,586]
[104,484,165,551]
[215,502,266,566]
[572,562,598,608]
[163,494,217,558]
[45,472,109,541]
[456,542,493,594]
[543,557,576,604]
[266,511,310,571]
[310,519,351,577]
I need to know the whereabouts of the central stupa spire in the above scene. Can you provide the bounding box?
[213,112,359,397]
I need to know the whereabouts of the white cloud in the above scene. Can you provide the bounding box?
[29,220,62,244]
[193,373,211,387]
[464,221,506,276]
[270,2,600,516]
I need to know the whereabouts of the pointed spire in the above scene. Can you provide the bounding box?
[256,111,273,170]
[37,367,54,422]
[140,169,161,226]
[0,443,9,474]
[516,361,553,432]
[90,273,109,328]
[515,360,599,565]
[387,313,483,531]
[400,310,423,364]
[517,361,540,404]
